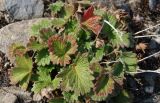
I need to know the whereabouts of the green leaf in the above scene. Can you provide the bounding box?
[65,19,80,35]
[109,31,130,48]
[35,48,50,66]
[49,98,66,103]
[58,54,94,95]
[49,1,64,14]
[121,52,137,72]
[91,46,105,63]
[32,66,53,93]
[52,18,66,27]
[27,41,45,51]
[113,63,124,77]
[63,92,78,103]
[48,35,78,66]
[92,74,115,101]
[52,77,62,90]
[107,12,117,27]
[64,4,74,19]
[39,28,55,42]
[9,43,26,58]
[31,19,53,36]
[10,56,33,89]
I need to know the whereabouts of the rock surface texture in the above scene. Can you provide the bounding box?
[2,0,44,20]
[0,0,5,11]
[0,86,32,103]
[0,18,49,59]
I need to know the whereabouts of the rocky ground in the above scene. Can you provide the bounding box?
[0,0,160,103]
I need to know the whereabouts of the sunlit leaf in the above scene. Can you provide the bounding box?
[10,56,33,89]
[9,43,26,58]
[52,18,66,27]
[58,54,94,95]
[64,4,75,19]
[31,19,53,36]
[48,35,78,66]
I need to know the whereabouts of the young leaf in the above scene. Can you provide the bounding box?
[64,4,75,19]
[52,18,66,27]
[82,16,102,35]
[58,54,94,95]
[35,48,50,66]
[49,1,64,15]
[10,56,33,89]
[48,35,78,66]
[120,52,138,72]
[82,5,94,21]
[92,74,115,101]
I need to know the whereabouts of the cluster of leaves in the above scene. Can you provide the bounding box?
[9,1,138,102]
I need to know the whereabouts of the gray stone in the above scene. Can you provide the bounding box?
[0,0,5,11]
[1,93,17,103]
[0,86,32,103]
[0,18,49,61]
[4,0,44,20]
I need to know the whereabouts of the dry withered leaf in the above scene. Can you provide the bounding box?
[136,43,148,53]
[96,38,105,48]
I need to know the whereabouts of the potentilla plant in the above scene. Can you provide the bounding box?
[9,1,137,102]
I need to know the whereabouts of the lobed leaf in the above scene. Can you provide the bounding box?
[58,54,94,95]
[35,48,50,66]
[48,35,78,66]
[10,56,33,89]
[49,1,64,15]
[92,74,115,101]
[31,19,53,36]
[32,66,54,93]
[121,52,138,72]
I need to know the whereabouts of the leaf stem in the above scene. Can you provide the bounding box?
[134,23,160,35]
[127,68,160,74]
[100,60,119,65]
[138,51,160,62]
[134,35,160,38]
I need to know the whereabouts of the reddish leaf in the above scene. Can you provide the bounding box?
[82,16,102,35]
[82,5,94,21]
